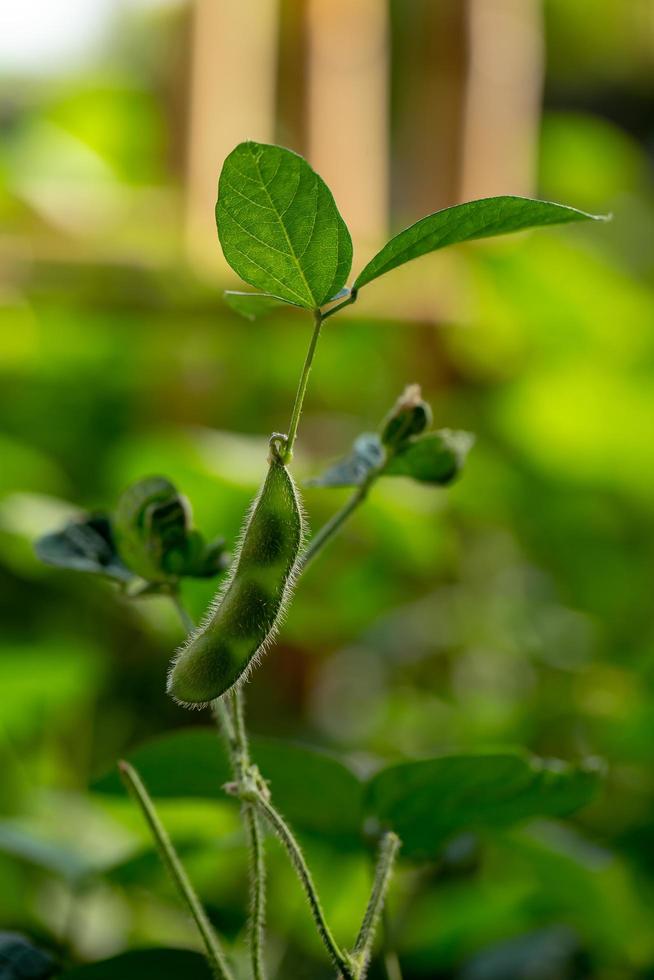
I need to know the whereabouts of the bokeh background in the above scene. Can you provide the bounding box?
[2,1,654,977]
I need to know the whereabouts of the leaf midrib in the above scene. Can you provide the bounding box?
[250,144,318,308]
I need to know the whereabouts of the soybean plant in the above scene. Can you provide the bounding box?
[37,141,608,980]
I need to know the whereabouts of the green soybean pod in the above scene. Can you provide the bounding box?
[168,436,305,706]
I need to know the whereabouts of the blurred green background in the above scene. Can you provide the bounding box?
[1,0,654,977]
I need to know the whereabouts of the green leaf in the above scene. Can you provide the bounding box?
[0,821,91,882]
[384,429,474,484]
[34,515,133,583]
[223,290,302,320]
[381,384,433,449]
[366,753,601,859]
[93,729,364,843]
[353,196,608,289]
[114,477,228,584]
[308,433,384,488]
[0,933,56,980]
[58,949,212,980]
[216,141,353,309]
[461,926,581,980]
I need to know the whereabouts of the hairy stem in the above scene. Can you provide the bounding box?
[119,760,233,980]
[252,792,355,980]
[172,596,268,980]
[352,833,401,978]
[230,690,268,980]
[243,805,267,980]
[283,308,323,463]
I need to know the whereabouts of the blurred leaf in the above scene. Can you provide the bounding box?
[381,384,433,449]
[59,949,212,979]
[0,642,101,738]
[93,729,231,798]
[112,477,228,584]
[34,515,133,582]
[0,822,90,882]
[366,753,601,859]
[460,925,584,980]
[223,291,301,320]
[216,142,352,308]
[384,430,474,485]
[308,434,384,488]
[354,196,608,289]
[93,730,364,843]
[0,932,57,980]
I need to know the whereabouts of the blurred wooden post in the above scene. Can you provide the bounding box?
[389,0,468,225]
[275,0,309,153]
[460,0,544,201]
[185,0,279,269]
[306,0,390,245]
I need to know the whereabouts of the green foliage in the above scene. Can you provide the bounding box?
[35,514,133,583]
[0,932,56,980]
[222,291,299,320]
[366,754,601,860]
[308,434,384,489]
[384,430,474,484]
[34,477,228,588]
[114,477,228,584]
[5,101,632,978]
[59,949,212,979]
[216,142,352,309]
[353,196,607,289]
[310,388,473,488]
[381,385,433,449]
[94,730,364,844]
[93,730,598,859]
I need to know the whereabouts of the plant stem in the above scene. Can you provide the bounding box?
[352,833,401,978]
[229,690,268,980]
[119,760,233,980]
[242,805,267,980]
[283,308,323,463]
[171,595,268,980]
[252,792,355,980]
[299,473,376,573]
[321,288,358,322]
[382,946,404,980]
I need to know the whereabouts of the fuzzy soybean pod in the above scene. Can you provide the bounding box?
[168,437,305,706]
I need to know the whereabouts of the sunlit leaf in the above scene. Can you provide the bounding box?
[93,730,364,843]
[384,430,474,484]
[59,949,212,979]
[354,196,608,290]
[366,753,602,859]
[216,142,352,309]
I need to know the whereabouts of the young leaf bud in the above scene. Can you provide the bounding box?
[381,384,432,450]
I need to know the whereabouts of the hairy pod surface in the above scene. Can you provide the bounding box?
[168,454,304,706]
